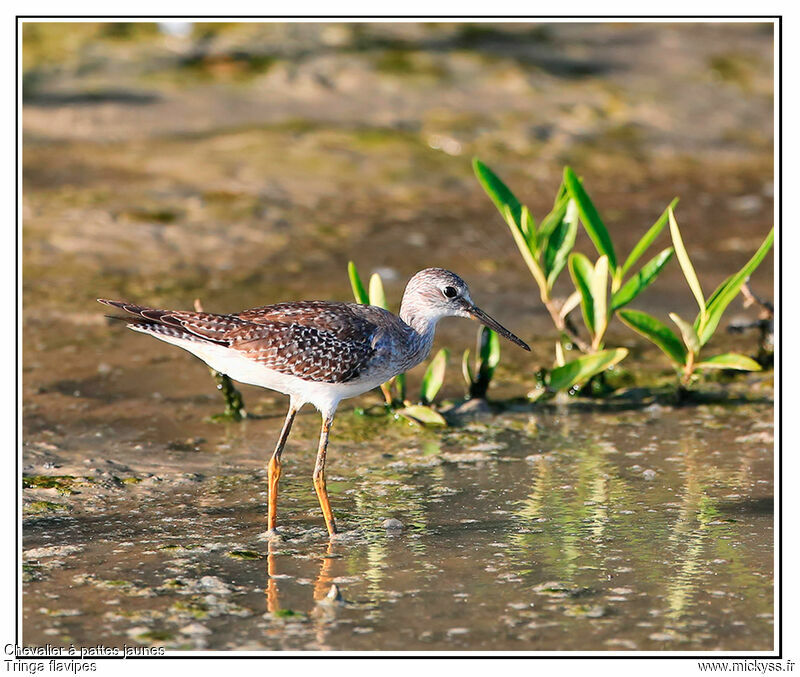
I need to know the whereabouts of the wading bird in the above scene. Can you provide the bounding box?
[99,268,529,537]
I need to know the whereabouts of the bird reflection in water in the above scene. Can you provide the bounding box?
[265,539,339,614]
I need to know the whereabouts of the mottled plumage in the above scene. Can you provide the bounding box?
[99,268,529,537]
[99,299,425,385]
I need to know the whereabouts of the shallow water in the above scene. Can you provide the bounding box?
[23,394,774,651]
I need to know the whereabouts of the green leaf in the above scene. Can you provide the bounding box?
[548,348,628,392]
[696,353,762,371]
[396,405,447,427]
[702,273,735,316]
[544,199,579,290]
[394,373,407,402]
[473,158,523,232]
[477,327,500,384]
[591,255,609,345]
[696,228,774,346]
[421,349,449,405]
[368,273,387,310]
[503,204,549,293]
[552,179,568,208]
[521,205,536,248]
[668,208,706,317]
[669,312,700,354]
[621,198,678,276]
[568,252,596,335]
[479,327,501,369]
[611,247,674,311]
[563,167,617,271]
[462,349,474,387]
[554,341,565,367]
[560,290,582,319]
[617,309,687,367]
[348,261,369,305]
[538,193,569,250]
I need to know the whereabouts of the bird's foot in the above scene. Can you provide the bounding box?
[260,528,284,543]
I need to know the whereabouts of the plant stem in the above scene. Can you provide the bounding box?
[682,352,695,386]
[740,281,773,317]
[213,371,247,421]
[543,298,591,353]
[739,281,774,365]
[194,298,246,421]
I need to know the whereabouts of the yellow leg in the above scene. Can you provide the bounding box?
[267,403,297,533]
[313,414,337,537]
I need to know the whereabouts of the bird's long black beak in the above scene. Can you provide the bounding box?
[467,304,530,351]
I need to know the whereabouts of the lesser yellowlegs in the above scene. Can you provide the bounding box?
[99,268,530,537]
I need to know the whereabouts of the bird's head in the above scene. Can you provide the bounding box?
[401,268,530,351]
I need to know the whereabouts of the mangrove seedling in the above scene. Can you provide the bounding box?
[194,298,246,421]
[529,347,629,401]
[473,158,584,349]
[618,210,773,390]
[348,261,448,426]
[462,326,500,400]
[563,166,676,353]
[474,160,673,395]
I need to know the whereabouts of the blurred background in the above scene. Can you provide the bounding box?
[23,21,773,321]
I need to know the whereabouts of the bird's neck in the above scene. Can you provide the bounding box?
[399,298,439,362]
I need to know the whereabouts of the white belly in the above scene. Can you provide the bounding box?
[132,327,382,417]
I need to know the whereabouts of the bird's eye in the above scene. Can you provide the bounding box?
[443,286,458,299]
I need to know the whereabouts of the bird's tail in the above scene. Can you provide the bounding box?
[97,298,235,345]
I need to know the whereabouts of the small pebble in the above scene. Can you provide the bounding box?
[585,605,607,618]
[382,518,404,530]
[447,627,470,636]
[649,632,677,641]
[198,576,231,595]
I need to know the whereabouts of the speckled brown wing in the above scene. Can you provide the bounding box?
[227,320,375,383]
[99,299,380,384]
[228,302,380,383]
[236,301,377,335]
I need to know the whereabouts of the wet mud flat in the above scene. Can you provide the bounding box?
[23,386,774,651]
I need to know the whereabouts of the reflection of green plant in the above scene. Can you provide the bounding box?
[462,326,500,400]
[348,261,448,426]
[619,211,772,389]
